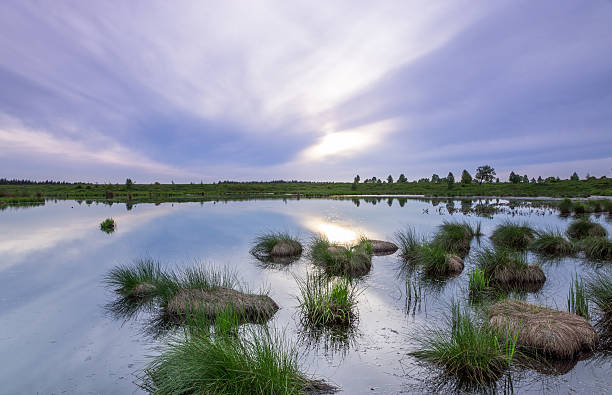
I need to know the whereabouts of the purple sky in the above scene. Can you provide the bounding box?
[1,0,611,183]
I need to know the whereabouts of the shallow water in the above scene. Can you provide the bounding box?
[0,197,610,394]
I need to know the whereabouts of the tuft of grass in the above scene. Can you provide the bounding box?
[573,203,586,214]
[567,273,589,320]
[100,217,115,232]
[578,236,612,260]
[250,232,302,259]
[411,303,519,385]
[474,248,544,289]
[468,268,491,294]
[490,222,536,250]
[529,230,575,256]
[585,270,612,325]
[310,235,372,276]
[558,198,573,214]
[433,221,476,256]
[296,273,359,329]
[566,218,607,240]
[417,243,450,275]
[395,227,422,261]
[142,308,325,394]
[104,257,164,297]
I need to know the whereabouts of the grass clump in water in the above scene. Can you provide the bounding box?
[468,268,491,296]
[412,303,519,385]
[568,273,589,320]
[142,308,332,394]
[395,227,422,261]
[100,217,115,233]
[529,230,576,256]
[558,198,573,215]
[586,270,612,326]
[474,248,545,290]
[578,236,612,260]
[104,257,165,298]
[250,232,302,260]
[310,235,373,277]
[296,272,359,329]
[432,221,481,257]
[490,222,536,250]
[395,227,465,276]
[566,218,607,240]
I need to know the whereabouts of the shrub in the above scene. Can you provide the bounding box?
[566,218,607,240]
[490,222,536,249]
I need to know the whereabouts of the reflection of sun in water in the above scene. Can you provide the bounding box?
[302,218,365,244]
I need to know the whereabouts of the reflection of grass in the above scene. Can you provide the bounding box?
[491,222,535,250]
[412,303,519,385]
[99,217,115,233]
[142,308,329,394]
[296,272,358,329]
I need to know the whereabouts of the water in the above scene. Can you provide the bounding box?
[0,198,610,394]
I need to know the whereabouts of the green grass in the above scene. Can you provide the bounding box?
[474,248,527,275]
[468,268,491,294]
[309,235,373,276]
[490,222,536,249]
[411,303,519,385]
[432,221,480,256]
[567,273,589,320]
[142,308,322,394]
[558,198,573,214]
[566,218,607,240]
[250,232,302,259]
[296,272,359,328]
[529,230,576,256]
[585,270,612,325]
[104,257,165,296]
[395,227,422,261]
[417,243,450,275]
[579,236,612,260]
[99,217,115,232]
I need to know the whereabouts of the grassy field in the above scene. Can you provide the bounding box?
[1,178,611,205]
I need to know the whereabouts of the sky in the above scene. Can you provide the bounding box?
[1,0,611,183]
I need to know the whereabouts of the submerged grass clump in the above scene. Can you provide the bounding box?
[310,235,373,277]
[142,308,329,395]
[100,217,115,233]
[585,270,612,326]
[490,222,536,250]
[412,303,519,385]
[566,218,607,240]
[529,230,576,256]
[474,248,545,289]
[250,232,302,260]
[579,236,612,260]
[296,273,359,329]
[568,273,589,320]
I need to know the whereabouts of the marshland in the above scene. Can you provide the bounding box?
[1,196,611,393]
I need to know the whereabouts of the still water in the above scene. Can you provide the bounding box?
[0,197,610,394]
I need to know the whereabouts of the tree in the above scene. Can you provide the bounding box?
[387,175,393,184]
[537,176,543,183]
[474,165,496,184]
[431,174,440,184]
[570,172,579,181]
[531,177,536,183]
[354,175,360,184]
[509,171,521,184]
[398,174,407,183]
[522,175,529,183]
[461,170,472,184]
[125,178,133,188]
[447,172,455,188]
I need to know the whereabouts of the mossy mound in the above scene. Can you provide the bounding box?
[166,287,279,323]
[488,300,598,358]
[368,239,399,255]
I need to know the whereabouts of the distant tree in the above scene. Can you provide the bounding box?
[531,177,536,183]
[447,172,455,188]
[125,178,133,188]
[522,175,528,183]
[570,172,579,181]
[387,175,393,184]
[496,177,500,183]
[537,176,543,183]
[398,174,407,183]
[545,176,556,183]
[509,171,521,184]
[376,179,382,184]
[431,174,440,184]
[475,165,496,184]
[461,170,472,184]
[418,177,430,183]
[354,175,360,183]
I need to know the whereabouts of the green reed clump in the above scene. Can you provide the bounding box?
[568,273,589,320]
[566,218,607,240]
[468,268,491,294]
[412,303,519,385]
[100,217,115,232]
[573,203,587,214]
[142,308,322,395]
[418,243,450,275]
[578,236,612,260]
[586,270,612,325]
[529,230,576,256]
[310,235,373,276]
[558,198,573,215]
[395,227,422,261]
[490,222,536,250]
[250,232,302,259]
[474,248,545,289]
[104,257,165,297]
[433,221,478,256]
[296,272,359,328]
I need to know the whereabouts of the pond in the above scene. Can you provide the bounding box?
[0,197,610,393]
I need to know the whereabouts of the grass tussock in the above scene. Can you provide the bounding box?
[100,217,115,232]
[558,198,573,214]
[490,222,536,250]
[296,273,359,329]
[412,303,519,385]
[566,218,607,240]
[474,248,545,289]
[433,221,480,257]
[310,235,373,277]
[579,236,612,260]
[468,268,491,295]
[368,239,399,255]
[395,227,464,276]
[529,230,576,256]
[250,232,302,259]
[395,227,422,261]
[567,273,589,320]
[142,308,332,394]
[487,299,598,359]
[586,270,612,326]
